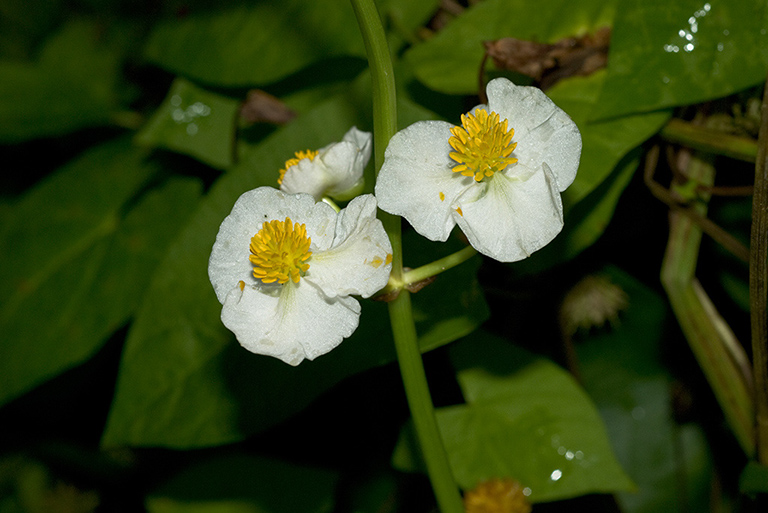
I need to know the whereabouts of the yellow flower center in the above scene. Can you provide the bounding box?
[278,149,319,184]
[249,217,312,284]
[448,109,518,182]
[463,478,531,513]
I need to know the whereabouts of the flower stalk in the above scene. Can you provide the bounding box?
[751,78,768,464]
[349,0,465,511]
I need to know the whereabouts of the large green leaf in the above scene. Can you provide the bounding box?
[0,19,121,143]
[593,0,768,119]
[143,0,364,87]
[0,138,202,406]
[136,78,240,169]
[142,0,438,87]
[145,455,337,513]
[102,86,488,449]
[392,332,635,503]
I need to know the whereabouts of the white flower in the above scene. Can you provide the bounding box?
[208,187,392,365]
[375,78,581,262]
[279,126,372,201]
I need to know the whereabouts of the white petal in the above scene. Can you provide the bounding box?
[319,141,365,198]
[281,127,372,201]
[208,187,336,303]
[221,281,360,365]
[485,78,581,191]
[375,120,472,241]
[306,194,392,298]
[280,158,329,199]
[453,162,564,262]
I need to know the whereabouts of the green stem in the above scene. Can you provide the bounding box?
[657,145,755,455]
[751,79,768,464]
[659,118,758,163]
[349,0,464,511]
[403,246,477,287]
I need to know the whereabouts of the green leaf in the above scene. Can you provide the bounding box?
[0,0,62,59]
[146,455,337,513]
[0,138,202,406]
[136,78,239,169]
[102,86,488,449]
[405,0,616,96]
[143,0,366,87]
[576,267,715,513]
[393,332,635,502]
[593,0,768,119]
[545,73,671,206]
[740,461,768,495]
[0,18,121,142]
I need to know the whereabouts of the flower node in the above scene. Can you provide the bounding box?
[278,149,319,184]
[249,217,312,284]
[448,109,518,182]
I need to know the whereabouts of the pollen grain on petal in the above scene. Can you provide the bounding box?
[249,217,312,284]
[448,109,518,182]
[277,149,319,185]
[456,206,464,217]
[238,280,245,291]
[439,191,445,201]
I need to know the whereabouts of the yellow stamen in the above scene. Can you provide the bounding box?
[448,109,518,182]
[464,478,531,513]
[439,191,445,201]
[249,217,312,284]
[385,253,393,265]
[277,149,319,185]
[456,207,464,217]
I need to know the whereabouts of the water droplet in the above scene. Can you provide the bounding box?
[550,469,562,481]
[723,29,730,36]
[678,29,686,37]
[685,33,693,41]
[171,95,182,107]
[717,42,724,51]
[557,446,566,455]
[172,108,185,122]
[186,123,199,135]
[523,487,532,496]
[684,43,695,52]
[575,450,584,460]
[662,76,670,84]
[565,451,575,461]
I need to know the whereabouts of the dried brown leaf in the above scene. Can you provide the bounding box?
[240,90,296,125]
[484,27,611,90]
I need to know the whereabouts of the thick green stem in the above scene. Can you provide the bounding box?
[658,146,755,455]
[349,0,464,510]
[751,80,768,464]
[660,118,758,163]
